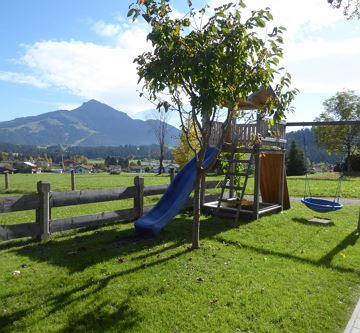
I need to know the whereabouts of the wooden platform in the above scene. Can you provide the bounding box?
[203,200,282,219]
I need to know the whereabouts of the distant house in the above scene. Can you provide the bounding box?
[108,165,122,173]
[13,161,39,174]
[74,164,93,174]
[153,163,179,174]
[0,163,16,174]
[163,163,179,173]
[129,165,145,173]
[63,160,77,170]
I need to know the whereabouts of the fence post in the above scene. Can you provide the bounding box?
[71,170,75,191]
[4,172,10,190]
[134,176,144,219]
[357,209,360,234]
[36,181,50,240]
[169,168,175,183]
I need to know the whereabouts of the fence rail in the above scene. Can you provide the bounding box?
[0,176,220,242]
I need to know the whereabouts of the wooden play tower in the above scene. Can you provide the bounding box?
[204,89,290,219]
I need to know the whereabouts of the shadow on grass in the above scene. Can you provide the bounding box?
[58,298,140,333]
[13,212,359,275]
[4,214,360,331]
[214,230,360,275]
[0,294,141,332]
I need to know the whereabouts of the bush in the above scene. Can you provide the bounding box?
[343,154,360,172]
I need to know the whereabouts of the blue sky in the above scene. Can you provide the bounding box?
[0,0,359,128]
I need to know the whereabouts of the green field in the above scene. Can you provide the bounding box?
[0,204,359,332]
[0,173,174,226]
[0,172,358,227]
[0,172,359,331]
[0,171,358,198]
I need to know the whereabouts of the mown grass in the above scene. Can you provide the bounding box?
[0,203,359,332]
[0,172,359,199]
[0,172,171,195]
[0,172,358,227]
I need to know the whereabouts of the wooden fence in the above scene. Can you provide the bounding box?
[0,176,220,242]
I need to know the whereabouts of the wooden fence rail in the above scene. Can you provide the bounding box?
[0,176,221,242]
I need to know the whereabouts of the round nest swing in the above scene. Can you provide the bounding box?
[301,197,343,213]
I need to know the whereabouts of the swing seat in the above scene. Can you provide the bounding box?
[301,197,343,213]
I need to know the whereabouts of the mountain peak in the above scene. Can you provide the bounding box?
[0,100,180,147]
[78,99,110,109]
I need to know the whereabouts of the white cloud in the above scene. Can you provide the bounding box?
[207,0,343,40]
[0,71,48,88]
[93,21,120,37]
[11,20,153,114]
[0,0,357,117]
[285,37,360,63]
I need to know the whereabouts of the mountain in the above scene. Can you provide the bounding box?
[0,100,180,147]
[286,128,342,163]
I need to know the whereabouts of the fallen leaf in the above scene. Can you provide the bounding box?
[209,297,218,304]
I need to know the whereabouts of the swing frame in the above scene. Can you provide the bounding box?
[286,120,360,213]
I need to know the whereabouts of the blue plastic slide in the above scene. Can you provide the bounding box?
[134,147,218,237]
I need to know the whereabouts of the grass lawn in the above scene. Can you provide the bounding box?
[0,172,359,199]
[0,203,359,332]
[0,172,172,195]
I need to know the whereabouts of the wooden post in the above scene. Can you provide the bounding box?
[4,172,10,190]
[357,209,360,234]
[36,181,50,240]
[279,150,286,212]
[229,117,236,199]
[170,168,175,183]
[253,145,260,219]
[71,170,75,191]
[134,176,144,219]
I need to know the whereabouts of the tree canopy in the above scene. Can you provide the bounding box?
[328,0,360,19]
[172,117,200,168]
[129,0,297,248]
[286,140,306,176]
[313,91,360,171]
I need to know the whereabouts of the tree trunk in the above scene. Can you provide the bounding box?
[158,143,164,175]
[347,142,351,174]
[158,155,164,175]
[192,166,203,249]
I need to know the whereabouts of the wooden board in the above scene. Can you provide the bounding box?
[308,218,333,226]
[260,153,290,210]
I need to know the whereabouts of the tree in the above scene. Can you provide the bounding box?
[129,0,297,249]
[328,0,360,19]
[172,117,200,167]
[105,156,117,167]
[148,108,169,174]
[286,140,306,176]
[313,91,360,172]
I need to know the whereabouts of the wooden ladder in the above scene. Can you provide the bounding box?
[216,149,254,221]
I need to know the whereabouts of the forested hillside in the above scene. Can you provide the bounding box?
[286,128,342,163]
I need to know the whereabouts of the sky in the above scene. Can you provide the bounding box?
[0,0,359,128]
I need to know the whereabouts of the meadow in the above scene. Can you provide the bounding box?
[0,171,359,332]
[0,171,358,198]
[0,204,359,332]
